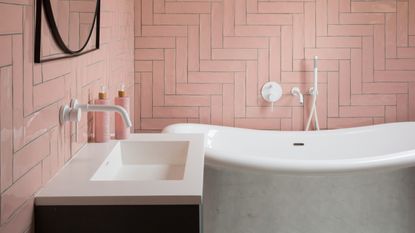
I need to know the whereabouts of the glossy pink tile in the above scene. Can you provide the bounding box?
[0,36,12,67]
[1,66,13,192]
[1,165,41,223]
[0,2,135,231]
[13,133,49,181]
[0,4,23,34]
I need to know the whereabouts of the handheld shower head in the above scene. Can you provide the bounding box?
[306,55,320,131]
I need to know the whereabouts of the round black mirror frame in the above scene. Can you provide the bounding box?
[34,0,101,63]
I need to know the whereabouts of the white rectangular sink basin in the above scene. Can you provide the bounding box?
[91,141,189,181]
[35,134,205,206]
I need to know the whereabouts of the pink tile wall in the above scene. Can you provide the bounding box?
[134,0,415,131]
[0,0,135,232]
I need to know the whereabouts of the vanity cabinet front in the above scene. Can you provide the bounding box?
[35,204,202,233]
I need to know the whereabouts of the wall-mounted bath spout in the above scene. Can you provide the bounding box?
[78,104,132,128]
[291,87,304,105]
[60,99,132,127]
[60,99,132,139]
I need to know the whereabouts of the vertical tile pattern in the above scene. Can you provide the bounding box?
[133,0,415,131]
[0,0,135,232]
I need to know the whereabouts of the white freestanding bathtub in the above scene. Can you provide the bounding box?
[163,123,415,233]
[163,122,415,174]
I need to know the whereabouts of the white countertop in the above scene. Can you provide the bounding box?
[35,134,205,206]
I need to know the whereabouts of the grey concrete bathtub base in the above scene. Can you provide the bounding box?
[203,166,415,233]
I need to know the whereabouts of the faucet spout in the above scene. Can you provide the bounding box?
[79,104,132,128]
[291,87,304,105]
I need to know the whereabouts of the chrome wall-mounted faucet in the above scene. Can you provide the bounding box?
[291,87,304,105]
[59,99,132,141]
[60,99,132,127]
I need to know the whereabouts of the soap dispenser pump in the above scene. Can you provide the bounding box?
[114,83,130,140]
[94,86,110,143]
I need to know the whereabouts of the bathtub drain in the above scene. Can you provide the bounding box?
[293,143,305,146]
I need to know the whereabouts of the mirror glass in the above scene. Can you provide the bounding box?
[35,0,100,62]
[49,0,98,51]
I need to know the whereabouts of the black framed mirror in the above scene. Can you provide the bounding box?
[35,0,101,63]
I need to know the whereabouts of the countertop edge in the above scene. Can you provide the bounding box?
[35,195,202,206]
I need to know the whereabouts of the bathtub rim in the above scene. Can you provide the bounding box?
[205,148,415,175]
[163,122,415,175]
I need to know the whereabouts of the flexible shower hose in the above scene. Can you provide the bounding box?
[306,56,320,131]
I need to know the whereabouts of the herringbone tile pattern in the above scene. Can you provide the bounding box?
[134,0,415,131]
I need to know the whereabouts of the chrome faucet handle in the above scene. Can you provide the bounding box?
[59,104,81,125]
[60,99,82,142]
[261,82,283,112]
[309,87,318,96]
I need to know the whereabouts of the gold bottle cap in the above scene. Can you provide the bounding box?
[98,92,107,99]
[98,85,107,99]
[118,90,126,97]
[118,83,126,97]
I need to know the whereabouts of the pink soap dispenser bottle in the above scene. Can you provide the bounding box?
[95,86,110,143]
[114,83,130,140]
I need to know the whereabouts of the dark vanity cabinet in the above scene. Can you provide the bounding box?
[35,204,202,233]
